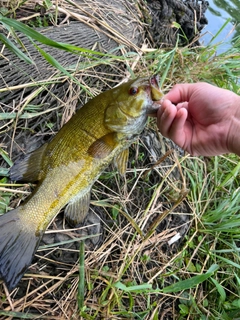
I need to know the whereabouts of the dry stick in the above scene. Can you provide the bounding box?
[5,278,58,311]
[0,78,64,93]
[0,187,30,194]
[142,149,173,179]
[3,283,14,312]
[144,188,189,240]
[5,81,62,100]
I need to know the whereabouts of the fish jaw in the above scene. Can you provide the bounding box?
[146,74,164,115]
[149,74,163,101]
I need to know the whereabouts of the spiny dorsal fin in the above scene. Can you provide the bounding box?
[10,143,48,182]
[115,148,129,176]
[87,132,117,159]
[65,191,91,226]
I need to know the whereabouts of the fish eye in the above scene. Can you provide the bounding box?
[129,87,139,96]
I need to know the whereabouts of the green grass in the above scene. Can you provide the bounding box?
[176,154,240,319]
[0,8,240,319]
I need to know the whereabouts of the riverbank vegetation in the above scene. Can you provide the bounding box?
[0,10,240,320]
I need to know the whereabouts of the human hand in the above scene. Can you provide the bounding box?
[157,82,240,156]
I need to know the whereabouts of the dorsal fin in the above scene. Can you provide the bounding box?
[10,143,48,182]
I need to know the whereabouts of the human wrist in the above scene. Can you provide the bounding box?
[227,94,240,156]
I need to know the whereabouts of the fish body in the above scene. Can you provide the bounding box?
[0,76,163,291]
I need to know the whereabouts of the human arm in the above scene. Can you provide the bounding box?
[157,82,240,156]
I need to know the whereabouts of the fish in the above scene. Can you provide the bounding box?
[0,75,163,291]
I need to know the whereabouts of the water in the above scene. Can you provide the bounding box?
[201,0,240,49]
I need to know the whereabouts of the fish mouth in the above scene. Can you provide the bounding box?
[147,75,163,115]
[149,74,163,101]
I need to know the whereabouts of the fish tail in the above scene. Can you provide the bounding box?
[0,208,42,291]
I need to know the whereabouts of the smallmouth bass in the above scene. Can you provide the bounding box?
[0,75,163,291]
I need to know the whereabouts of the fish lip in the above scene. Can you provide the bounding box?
[149,74,163,101]
[146,74,163,115]
[149,74,160,90]
[146,101,162,116]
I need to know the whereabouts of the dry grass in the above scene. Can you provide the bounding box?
[0,132,190,319]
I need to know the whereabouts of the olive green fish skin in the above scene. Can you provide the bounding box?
[0,76,163,291]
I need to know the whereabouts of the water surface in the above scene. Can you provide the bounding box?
[202,0,240,49]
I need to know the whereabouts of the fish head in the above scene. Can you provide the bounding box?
[105,75,163,135]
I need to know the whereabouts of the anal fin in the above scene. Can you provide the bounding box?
[65,191,91,227]
[10,143,48,182]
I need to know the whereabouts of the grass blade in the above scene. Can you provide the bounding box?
[0,15,111,57]
[78,240,85,312]
[0,148,13,167]
[162,264,219,293]
[158,36,179,88]
[210,277,226,302]
[34,44,92,95]
[208,18,232,44]
[0,311,40,319]
[114,281,152,292]
[0,33,33,64]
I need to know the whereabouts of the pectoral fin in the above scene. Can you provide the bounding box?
[115,148,129,176]
[65,191,91,226]
[87,132,117,159]
[10,143,48,182]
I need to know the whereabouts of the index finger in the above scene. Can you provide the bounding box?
[165,83,196,104]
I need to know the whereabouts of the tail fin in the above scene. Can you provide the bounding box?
[0,208,42,291]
